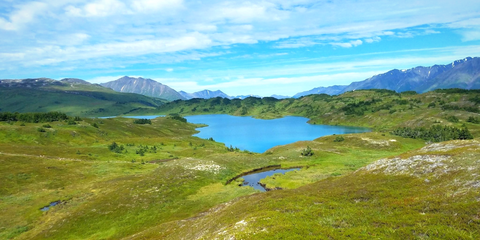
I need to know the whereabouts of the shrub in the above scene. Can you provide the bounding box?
[42,124,52,128]
[467,116,480,124]
[92,123,99,128]
[133,119,151,124]
[301,146,314,156]
[333,136,345,142]
[167,114,187,123]
[108,142,125,153]
[445,115,459,123]
[428,102,436,108]
[37,127,46,132]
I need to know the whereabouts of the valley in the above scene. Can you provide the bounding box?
[0,87,479,239]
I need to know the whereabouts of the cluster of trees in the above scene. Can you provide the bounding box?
[133,118,151,124]
[0,111,70,123]
[391,125,473,142]
[226,145,240,152]
[108,142,125,153]
[167,114,187,123]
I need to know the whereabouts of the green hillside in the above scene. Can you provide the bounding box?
[0,88,479,239]
[0,82,166,117]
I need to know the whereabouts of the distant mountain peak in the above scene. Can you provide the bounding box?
[179,89,230,99]
[101,77,184,101]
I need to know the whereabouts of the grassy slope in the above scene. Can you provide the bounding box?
[0,89,479,239]
[128,140,480,240]
[0,83,166,117]
[0,117,425,239]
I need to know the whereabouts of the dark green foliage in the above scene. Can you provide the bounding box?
[333,136,345,142]
[37,127,46,132]
[393,99,408,105]
[92,123,99,128]
[108,142,125,153]
[467,116,480,124]
[20,123,25,126]
[428,102,436,108]
[0,111,68,123]
[401,91,417,95]
[470,95,480,105]
[74,116,82,121]
[445,115,459,123]
[133,118,151,124]
[208,137,215,141]
[67,120,77,125]
[42,124,52,128]
[442,104,479,113]
[341,98,382,116]
[136,149,145,156]
[301,146,314,156]
[167,114,187,123]
[226,145,239,152]
[391,125,473,142]
[434,88,480,94]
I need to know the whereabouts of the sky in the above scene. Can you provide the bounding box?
[1,0,480,97]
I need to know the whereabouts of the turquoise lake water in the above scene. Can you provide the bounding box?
[185,114,370,153]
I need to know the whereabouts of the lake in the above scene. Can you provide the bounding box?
[185,114,370,153]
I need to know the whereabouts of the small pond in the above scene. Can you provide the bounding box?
[40,200,62,211]
[241,168,300,192]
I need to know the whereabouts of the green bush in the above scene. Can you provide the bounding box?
[108,142,125,153]
[301,146,314,156]
[133,119,151,124]
[445,115,459,123]
[42,124,52,128]
[37,127,46,132]
[333,136,345,142]
[167,114,187,123]
[467,116,480,124]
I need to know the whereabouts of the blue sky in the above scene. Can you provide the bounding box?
[1,0,480,96]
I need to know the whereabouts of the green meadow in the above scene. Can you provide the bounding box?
[0,89,479,239]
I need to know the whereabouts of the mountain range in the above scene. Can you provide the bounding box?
[1,57,479,103]
[294,57,480,97]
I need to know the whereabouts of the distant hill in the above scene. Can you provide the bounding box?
[0,78,166,116]
[230,94,262,99]
[270,94,291,99]
[101,76,185,101]
[293,85,347,98]
[294,57,480,97]
[179,90,230,99]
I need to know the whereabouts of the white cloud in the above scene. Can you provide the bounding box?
[130,0,183,13]
[0,1,48,30]
[330,39,363,48]
[65,0,128,17]
[365,36,381,43]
